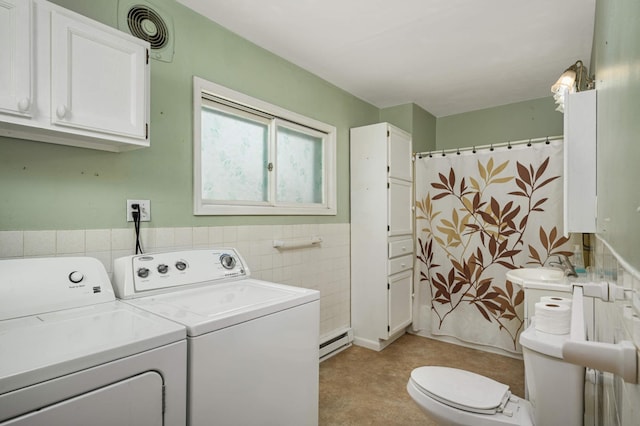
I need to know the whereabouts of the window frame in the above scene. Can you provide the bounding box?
[193,76,337,216]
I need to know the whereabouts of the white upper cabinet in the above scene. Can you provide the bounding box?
[0,0,150,152]
[563,90,597,235]
[0,0,32,117]
[50,9,148,140]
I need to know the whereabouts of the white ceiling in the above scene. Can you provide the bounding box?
[177,0,596,117]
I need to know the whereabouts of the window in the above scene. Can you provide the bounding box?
[193,77,336,215]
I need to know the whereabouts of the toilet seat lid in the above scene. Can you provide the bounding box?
[410,366,511,414]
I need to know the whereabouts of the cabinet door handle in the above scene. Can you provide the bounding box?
[56,104,68,119]
[17,98,30,112]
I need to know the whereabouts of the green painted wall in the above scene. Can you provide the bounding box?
[0,0,378,230]
[592,0,640,271]
[412,104,437,153]
[435,96,563,150]
[0,0,604,243]
[380,103,436,153]
[380,104,413,134]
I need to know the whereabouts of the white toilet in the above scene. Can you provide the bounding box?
[407,319,584,426]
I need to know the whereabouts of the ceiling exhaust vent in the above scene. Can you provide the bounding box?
[118,0,174,62]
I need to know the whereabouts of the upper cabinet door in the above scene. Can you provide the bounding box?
[387,126,412,181]
[563,90,597,235]
[50,9,148,139]
[0,0,32,117]
[388,178,413,236]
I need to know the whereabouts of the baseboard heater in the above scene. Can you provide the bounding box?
[319,328,353,361]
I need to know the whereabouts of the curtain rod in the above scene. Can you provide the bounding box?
[414,135,563,158]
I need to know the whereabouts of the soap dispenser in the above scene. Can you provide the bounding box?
[572,244,586,275]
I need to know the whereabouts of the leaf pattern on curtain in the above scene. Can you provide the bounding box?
[415,142,572,352]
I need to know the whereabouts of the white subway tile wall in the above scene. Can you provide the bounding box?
[0,231,23,258]
[591,236,640,426]
[23,230,56,256]
[0,224,351,339]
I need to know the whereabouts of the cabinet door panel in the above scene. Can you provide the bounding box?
[388,178,413,236]
[4,372,163,426]
[388,126,412,181]
[0,0,31,117]
[388,270,412,336]
[563,90,597,234]
[50,10,147,139]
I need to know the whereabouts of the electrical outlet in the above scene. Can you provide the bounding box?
[126,199,151,222]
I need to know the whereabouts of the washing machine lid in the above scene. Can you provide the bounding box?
[410,366,511,415]
[0,301,185,395]
[126,278,319,336]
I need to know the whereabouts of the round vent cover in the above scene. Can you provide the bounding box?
[127,5,169,49]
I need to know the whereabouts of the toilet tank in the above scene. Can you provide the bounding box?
[519,319,585,426]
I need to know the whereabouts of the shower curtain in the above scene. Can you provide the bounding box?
[413,140,572,353]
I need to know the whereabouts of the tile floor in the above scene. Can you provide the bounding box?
[319,334,525,425]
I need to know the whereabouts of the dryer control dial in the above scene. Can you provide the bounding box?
[220,253,236,269]
[68,271,84,283]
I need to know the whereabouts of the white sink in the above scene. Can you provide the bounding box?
[506,267,565,285]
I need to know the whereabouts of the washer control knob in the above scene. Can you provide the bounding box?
[220,254,236,270]
[68,271,84,283]
[157,264,169,274]
[175,261,187,271]
[137,267,150,278]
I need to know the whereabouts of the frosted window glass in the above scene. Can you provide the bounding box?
[194,77,336,215]
[276,126,323,204]
[201,106,268,202]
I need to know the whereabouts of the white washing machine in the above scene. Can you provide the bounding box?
[0,257,187,426]
[112,249,320,426]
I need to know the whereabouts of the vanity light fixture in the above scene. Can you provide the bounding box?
[551,60,594,112]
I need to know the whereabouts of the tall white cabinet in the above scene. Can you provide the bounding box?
[0,0,150,152]
[350,122,413,351]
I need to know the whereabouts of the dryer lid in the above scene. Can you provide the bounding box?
[410,366,511,414]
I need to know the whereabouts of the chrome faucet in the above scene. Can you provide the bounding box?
[546,254,578,277]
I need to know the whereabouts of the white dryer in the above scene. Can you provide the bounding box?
[0,257,187,426]
[113,249,320,426]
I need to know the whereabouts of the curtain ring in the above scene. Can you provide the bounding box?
[441,149,446,157]
[472,146,476,153]
[527,139,532,147]
[490,144,494,151]
[456,148,461,155]
[545,136,550,144]
[507,141,512,149]
[428,151,432,158]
